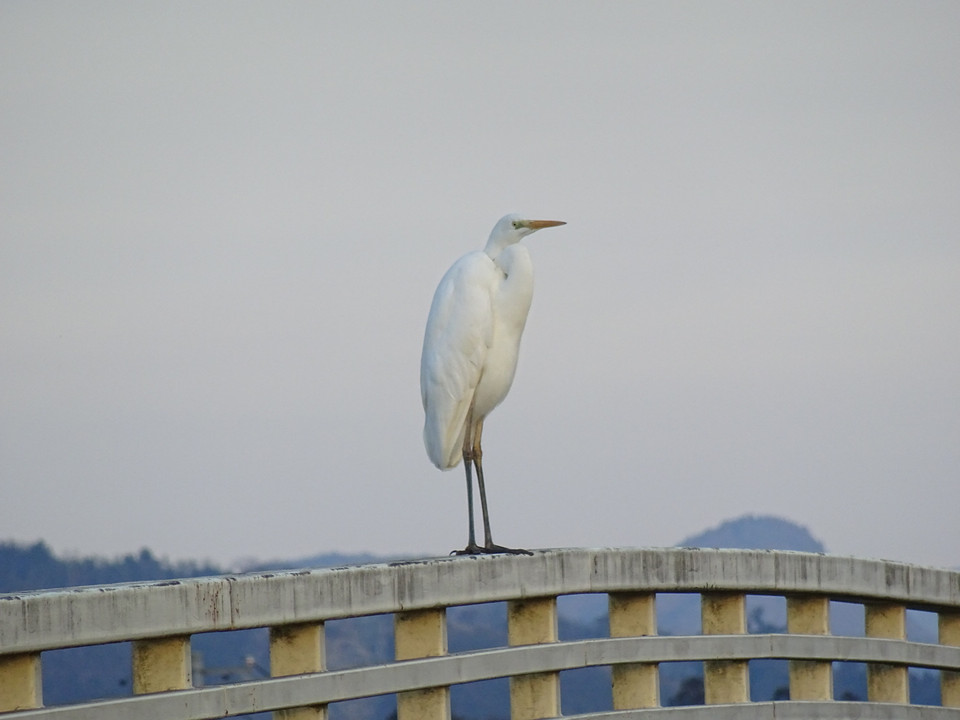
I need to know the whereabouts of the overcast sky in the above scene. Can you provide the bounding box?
[2,3,958,569]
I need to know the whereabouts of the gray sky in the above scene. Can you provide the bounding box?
[2,3,958,569]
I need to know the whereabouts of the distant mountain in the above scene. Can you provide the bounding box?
[678,514,826,553]
[0,541,222,594]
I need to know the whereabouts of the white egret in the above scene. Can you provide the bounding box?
[420,214,566,554]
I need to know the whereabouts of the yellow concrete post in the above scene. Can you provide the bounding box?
[701,593,749,704]
[132,636,192,694]
[270,623,327,720]
[0,653,42,711]
[608,592,659,708]
[395,608,449,720]
[940,611,960,708]
[786,596,833,700]
[508,597,560,720]
[865,603,908,703]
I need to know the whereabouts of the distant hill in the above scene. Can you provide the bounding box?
[678,514,826,553]
[0,540,222,594]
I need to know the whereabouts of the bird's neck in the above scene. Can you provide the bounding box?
[491,244,534,325]
[484,232,519,258]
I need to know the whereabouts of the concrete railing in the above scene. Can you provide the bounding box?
[1,548,959,719]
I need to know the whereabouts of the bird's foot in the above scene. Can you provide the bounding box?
[450,542,533,555]
[451,543,533,556]
[486,543,534,555]
[451,542,486,556]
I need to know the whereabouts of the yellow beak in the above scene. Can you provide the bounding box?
[524,219,566,230]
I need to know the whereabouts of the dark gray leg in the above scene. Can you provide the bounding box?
[453,410,483,555]
[473,420,531,556]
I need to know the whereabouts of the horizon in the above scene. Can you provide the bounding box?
[12,513,958,574]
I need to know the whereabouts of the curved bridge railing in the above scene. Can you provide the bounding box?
[1,548,959,719]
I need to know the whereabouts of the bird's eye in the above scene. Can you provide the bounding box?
[512,221,520,229]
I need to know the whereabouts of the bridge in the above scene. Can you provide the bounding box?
[1,548,959,719]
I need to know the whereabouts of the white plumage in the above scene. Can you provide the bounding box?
[420,213,565,554]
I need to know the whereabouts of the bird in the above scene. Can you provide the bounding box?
[420,213,566,555]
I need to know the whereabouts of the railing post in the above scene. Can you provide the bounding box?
[940,610,960,708]
[508,597,560,720]
[701,592,749,704]
[0,653,42,711]
[395,608,449,720]
[608,592,659,708]
[865,602,908,703]
[132,636,192,694]
[270,622,327,720]
[786,596,833,700]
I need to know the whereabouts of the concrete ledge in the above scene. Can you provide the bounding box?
[2,548,959,654]
[2,634,959,720]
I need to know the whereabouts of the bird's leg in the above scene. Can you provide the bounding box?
[453,410,483,555]
[473,419,494,548]
[474,421,532,556]
[462,459,482,554]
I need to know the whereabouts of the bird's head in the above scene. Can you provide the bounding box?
[485,213,566,255]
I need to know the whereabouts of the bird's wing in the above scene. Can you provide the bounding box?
[420,252,496,469]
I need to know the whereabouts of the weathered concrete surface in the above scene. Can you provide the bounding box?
[786,595,832,700]
[2,548,959,654]
[2,634,959,720]
[609,592,659,709]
